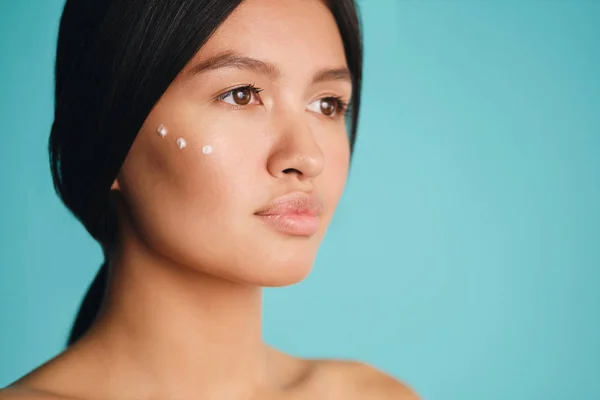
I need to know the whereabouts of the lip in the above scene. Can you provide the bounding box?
[254,192,323,236]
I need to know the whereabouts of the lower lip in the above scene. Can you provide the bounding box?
[255,213,319,236]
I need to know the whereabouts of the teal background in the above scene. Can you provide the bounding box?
[1,0,599,398]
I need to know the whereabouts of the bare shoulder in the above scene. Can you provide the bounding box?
[0,355,84,400]
[0,386,73,400]
[313,359,421,399]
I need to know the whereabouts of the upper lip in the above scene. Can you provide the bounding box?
[255,191,323,217]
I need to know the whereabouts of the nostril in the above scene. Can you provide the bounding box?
[282,168,302,175]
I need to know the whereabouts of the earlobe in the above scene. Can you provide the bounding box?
[111,178,120,191]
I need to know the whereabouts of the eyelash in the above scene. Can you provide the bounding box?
[216,84,350,119]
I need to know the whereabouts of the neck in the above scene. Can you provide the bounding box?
[86,241,269,399]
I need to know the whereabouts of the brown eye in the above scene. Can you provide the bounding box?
[307,96,348,118]
[217,85,263,107]
[233,87,252,105]
[319,98,336,116]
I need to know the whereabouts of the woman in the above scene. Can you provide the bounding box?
[2,0,420,398]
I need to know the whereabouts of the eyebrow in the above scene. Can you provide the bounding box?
[186,51,352,85]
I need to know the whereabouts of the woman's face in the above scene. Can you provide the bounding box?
[115,0,352,286]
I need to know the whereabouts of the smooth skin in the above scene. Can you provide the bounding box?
[1,0,419,399]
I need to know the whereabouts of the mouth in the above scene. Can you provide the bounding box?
[254,192,322,237]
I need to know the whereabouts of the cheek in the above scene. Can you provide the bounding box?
[117,126,261,264]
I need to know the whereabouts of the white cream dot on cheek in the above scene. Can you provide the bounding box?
[176,137,187,149]
[202,145,213,154]
[157,124,168,138]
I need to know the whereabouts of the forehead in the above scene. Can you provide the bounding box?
[191,0,347,73]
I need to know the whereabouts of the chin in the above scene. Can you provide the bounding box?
[255,245,320,287]
[218,253,317,288]
[255,261,314,287]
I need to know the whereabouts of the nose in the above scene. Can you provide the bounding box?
[266,116,325,181]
